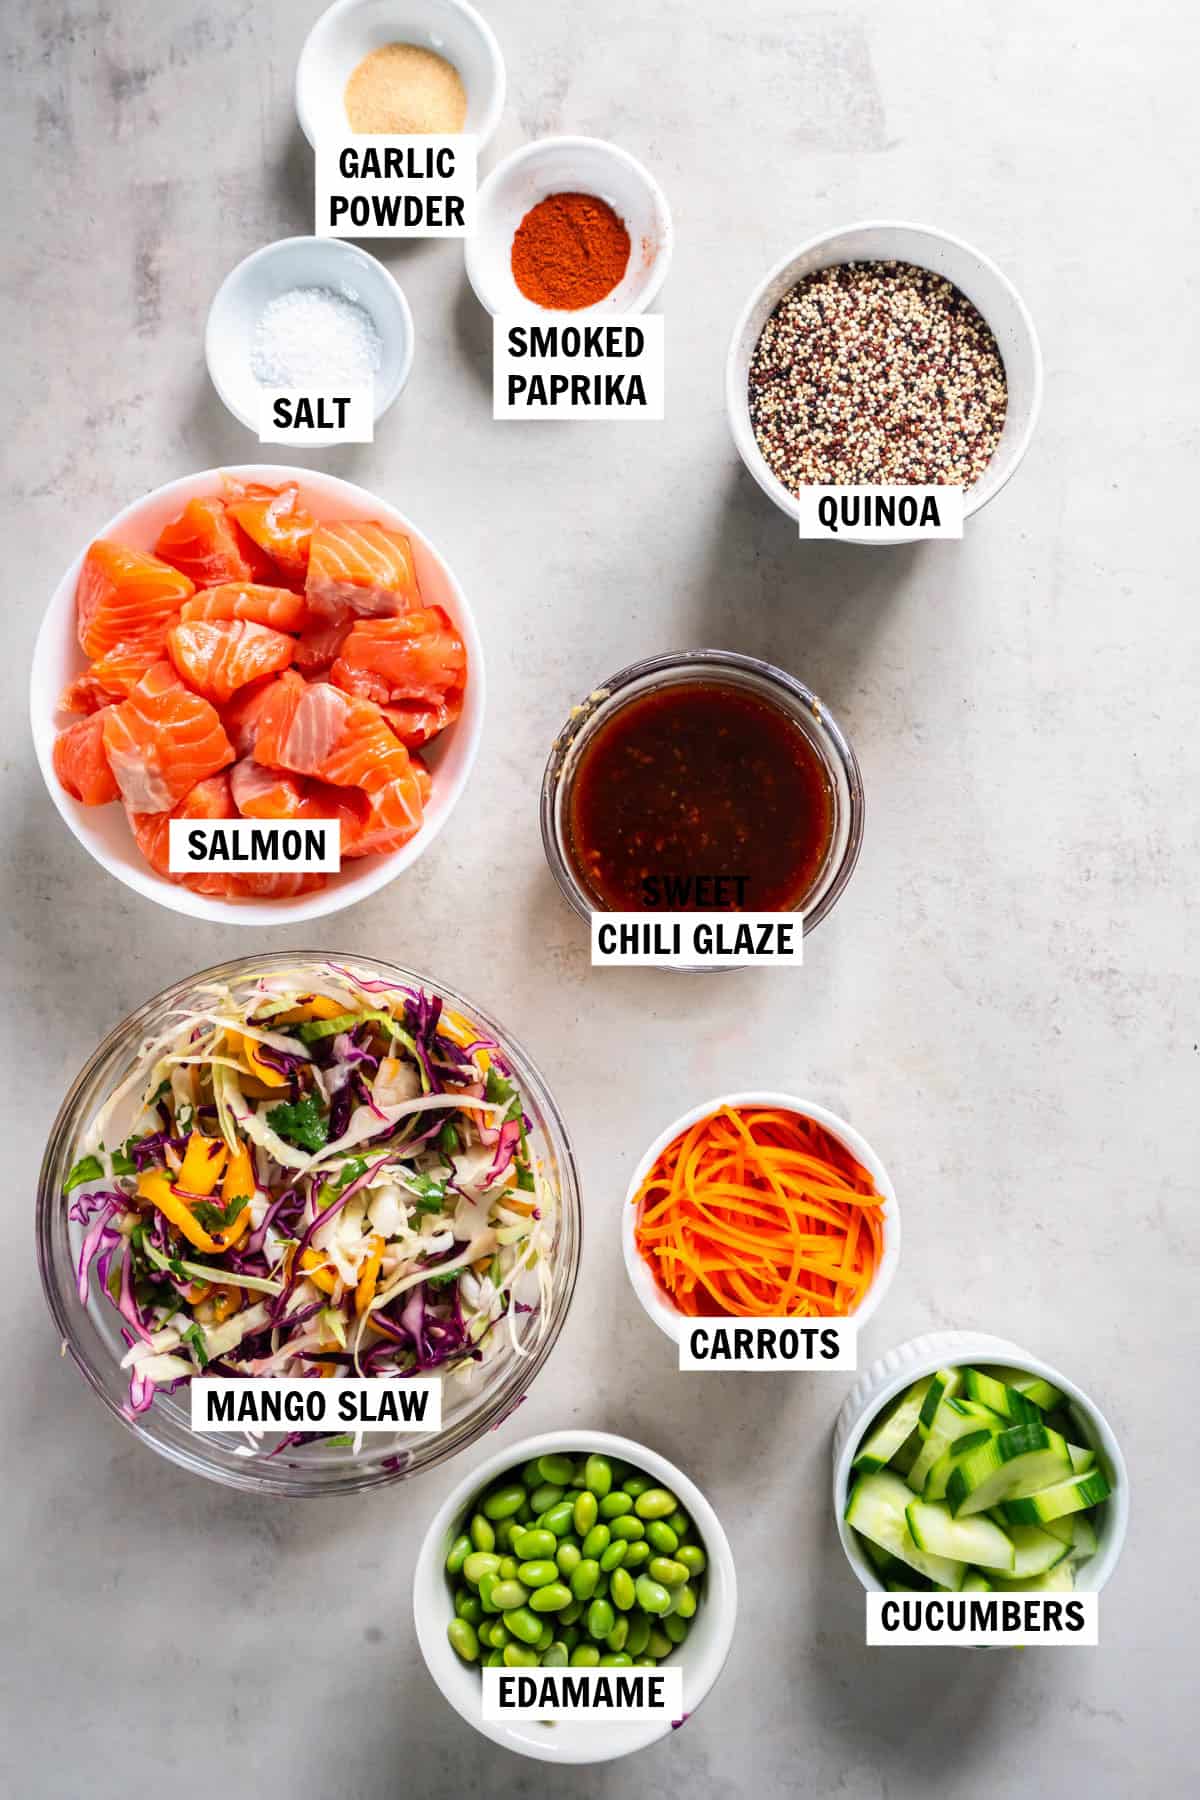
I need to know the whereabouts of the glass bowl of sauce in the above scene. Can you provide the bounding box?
[540,650,864,959]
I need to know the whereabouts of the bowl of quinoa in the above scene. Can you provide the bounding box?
[726,221,1043,541]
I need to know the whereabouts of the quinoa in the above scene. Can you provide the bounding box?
[747,260,1008,492]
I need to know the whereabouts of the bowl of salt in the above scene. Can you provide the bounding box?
[205,235,415,434]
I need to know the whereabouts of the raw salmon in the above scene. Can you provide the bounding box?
[102,661,234,813]
[293,619,351,676]
[253,676,352,775]
[155,498,276,588]
[225,483,315,586]
[220,676,278,758]
[60,638,165,714]
[52,710,120,806]
[305,521,420,622]
[331,608,466,746]
[129,770,327,899]
[231,757,370,847]
[76,541,194,661]
[167,618,295,704]
[180,583,308,632]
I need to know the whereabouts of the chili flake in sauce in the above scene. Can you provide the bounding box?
[565,681,833,912]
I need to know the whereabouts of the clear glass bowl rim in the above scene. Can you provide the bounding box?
[35,952,583,1497]
[539,647,865,936]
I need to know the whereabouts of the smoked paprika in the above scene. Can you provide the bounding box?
[510,191,631,310]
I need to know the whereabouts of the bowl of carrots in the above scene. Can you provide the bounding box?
[622,1093,900,1347]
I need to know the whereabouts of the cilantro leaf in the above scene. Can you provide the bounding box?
[407,1172,448,1213]
[180,1323,210,1367]
[64,1147,135,1194]
[267,1093,329,1153]
[190,1193,250,1234]
[425,1268,459,1289]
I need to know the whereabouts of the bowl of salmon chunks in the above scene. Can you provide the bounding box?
[30,466,484,923]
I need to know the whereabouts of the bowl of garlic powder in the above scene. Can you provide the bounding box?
[296,0,506,152]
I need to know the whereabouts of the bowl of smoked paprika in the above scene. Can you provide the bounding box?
[465,135,673,317]
[539,650,864,967]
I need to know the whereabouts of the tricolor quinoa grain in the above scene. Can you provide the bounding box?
[748,261,1008,492]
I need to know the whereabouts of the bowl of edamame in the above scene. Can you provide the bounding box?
[412,1429,738,1764]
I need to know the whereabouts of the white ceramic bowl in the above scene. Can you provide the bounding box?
[622,1092,900,1347]
[833,1331,1130,1594]
[30,464,485,925]
[465,136,673,318]
[296,0,505,150]
[413,1429,737,1764]
[205,236,414,433]
[726,221,1043,542]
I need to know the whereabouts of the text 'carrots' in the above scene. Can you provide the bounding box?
[632,1106,886,1319]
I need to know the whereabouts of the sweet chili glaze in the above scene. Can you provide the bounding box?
[565,680,834,911]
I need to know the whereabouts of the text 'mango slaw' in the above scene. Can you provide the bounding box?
[64,961,557,1449]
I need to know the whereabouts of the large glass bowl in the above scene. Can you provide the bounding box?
[36,953,582,1497]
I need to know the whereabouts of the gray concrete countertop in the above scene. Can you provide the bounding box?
[3,2,1197,1795]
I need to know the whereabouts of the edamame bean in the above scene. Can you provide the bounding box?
[625,1613,651,1657]
[462,1551,500,1585]
[517,1560,559,1589]
[447,1619,479,1662]
[559,1597,583,1626]
[610,1568,636,1611]
[605,1618,630,1652]
[485,1623,510,1649]
[623,1474,651,1497]
[529,1483,565,1514]
[635,1576,671,1615]
[543,1642,569,1668]
[522,1459,544,1488]
[497,1556,519,1581]
[495,1518,519,1552]
[537,1453,575,1487]
[611,1515,645,1542]
[667,1509,690,1537]
[584,1454,613,1498]
[539,1501,576,1538]
[572,1490,598,1536]
[446,1533,471,1575]
[646,1521,679,1554]
[503,1607,544,1646]
[599,1540,628,1573]
[623,1542,651,1570]
[586,1598,615,1640]
[485,1649,504,1667]
[502,1643,538,1668]
[536,1622,554,1652]
[598,1490,633,1520]
[599,1653,632,1667]
[482,1483,526,1521]
[649,1557,689,1588]
[570,1645,600,1667]
[581,1524,610,1559]
[556,1541,582,1577]
[513,1528,556,1561]
[455,1593,482,1624]
[477,1573,500,1614]
[570,1559,600,1602]
[469,1513,495,1553]
[677,1544,707,1577]
[561,1625,581,1650]
[530,1582,573,1614]
[674,1583,697,1620]
[647,1628,672,1658]
[664,1614,689,1645]
[633,1656,658,1667]
[634,1487,677,1521]
[490,1580,530,1611]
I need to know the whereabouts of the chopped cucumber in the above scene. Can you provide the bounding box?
[852,1377,934,1472]
[962,1367,1042,1423]
[1067,1442,1096,1474]
[1007,1523,1071,1579]
[917,1368,962,1434]
[961,1570,993,1592]
[945,1422,1073,1517]
[994,1560,1074,1592]
[858,1532,932,1588]
[988,1367,1067,1413]
[921,1430,995,1502]
[908,1397,1003,1493]
[891,1429,923,1477]
[906,1499,1016,1571]
[1000,1466,1111,1526]
[845,1472,966,1590]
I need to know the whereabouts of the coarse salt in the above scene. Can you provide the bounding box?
[251,285,383,388]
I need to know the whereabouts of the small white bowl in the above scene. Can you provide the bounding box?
[296,0,505,150]
[412,1429,738,1764]
[465,136,673,318]
[833,1330,1130,1595]
[726,221,1043,541]
[205,236,414,434]
[30,464,485,926]
[622,1092,900,1348]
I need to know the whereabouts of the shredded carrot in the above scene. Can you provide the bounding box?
[632,1105,886,1318]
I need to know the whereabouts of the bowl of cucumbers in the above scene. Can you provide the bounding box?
[832,1331,1128,1596]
